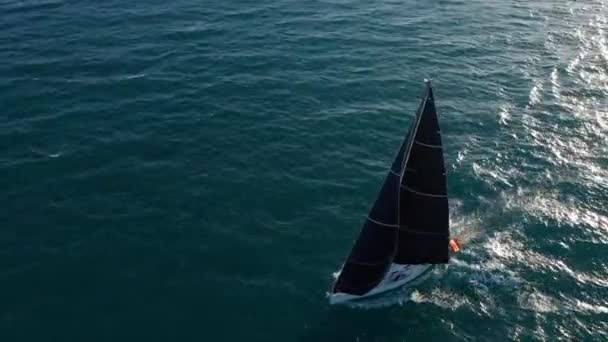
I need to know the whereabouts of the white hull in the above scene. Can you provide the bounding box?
[329,263,431,304]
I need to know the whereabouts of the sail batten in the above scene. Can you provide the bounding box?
[400,184,447,198]
[414,140,442,148]
[399,225,449,237]
[366,217,399,228]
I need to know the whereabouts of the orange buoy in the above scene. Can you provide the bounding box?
[449,239,462,253]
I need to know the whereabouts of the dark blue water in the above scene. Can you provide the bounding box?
[1,0,607,340]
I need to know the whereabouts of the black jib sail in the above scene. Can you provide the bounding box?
[331,134,408,295]
[332,81,449,296]
[393,82,449,264]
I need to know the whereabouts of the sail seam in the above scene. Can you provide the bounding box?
[414,140,442,149]
[401,184,447,198]
[389,169,400,176]
[399,225,449,237]
[367,216,399,228]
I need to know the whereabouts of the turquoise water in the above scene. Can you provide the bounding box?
[2,0,608,340]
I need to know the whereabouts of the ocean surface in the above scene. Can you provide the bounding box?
[1,0,607,340]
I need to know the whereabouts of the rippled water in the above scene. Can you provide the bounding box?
[1,0,607,341]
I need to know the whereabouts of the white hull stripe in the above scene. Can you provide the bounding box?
[367,216,399,228]
[401,184,447,198]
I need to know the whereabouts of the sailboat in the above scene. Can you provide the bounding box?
[329,80,450,304]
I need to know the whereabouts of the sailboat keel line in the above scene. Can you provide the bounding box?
[367,216,399,228]
[401,184,447,198]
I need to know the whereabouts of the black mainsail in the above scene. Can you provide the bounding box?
[394,83,449,264]
[332,81,449,296]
